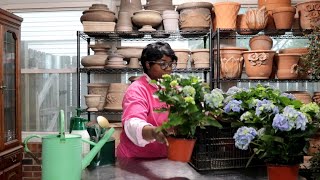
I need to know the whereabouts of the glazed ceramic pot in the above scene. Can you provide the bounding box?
[132,10,162,31]
[249,35,273,50]
[243,50,276,79]
[272,6,296,30]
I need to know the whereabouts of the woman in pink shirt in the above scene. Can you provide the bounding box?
[116,42,177,158]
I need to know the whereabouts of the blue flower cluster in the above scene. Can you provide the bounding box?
[255,99,279,117]
[224,99,243,113]
[204,89,224,109]
[233,126,257,150]
[272,106,308,131]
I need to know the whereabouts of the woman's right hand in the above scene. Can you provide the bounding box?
[152,127,169,146]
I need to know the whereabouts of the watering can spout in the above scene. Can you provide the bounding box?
[81,127,115,170]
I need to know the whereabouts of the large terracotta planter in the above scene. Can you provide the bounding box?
[214,47,248,79]
[272,6,296,30]
[296,1,320,30]
[167,137,196,162]
[243,50,276,79]
[258,0,292,11]
[213,2,240,29]
[177,2,213,31]
[267,164,299,180]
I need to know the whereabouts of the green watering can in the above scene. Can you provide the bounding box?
[24,110,115,180]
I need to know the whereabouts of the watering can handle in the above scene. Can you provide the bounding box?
[59,110,66,142]
[23,135,42,164]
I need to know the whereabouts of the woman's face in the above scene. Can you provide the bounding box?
[146,55,176,80]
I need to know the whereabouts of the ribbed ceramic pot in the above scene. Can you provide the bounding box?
[272,6,296,30]
[275,54,300,79]
[177,2,213,31]
[213,2,241,29]
[243,50,276,79]
[214,47,248,79]
[296,1,320,30]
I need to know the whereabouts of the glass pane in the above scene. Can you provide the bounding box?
[3,31,16,142]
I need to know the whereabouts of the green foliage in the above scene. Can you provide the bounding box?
[298,26,320,79]
[152,74,222,139]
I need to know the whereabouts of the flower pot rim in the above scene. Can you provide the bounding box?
[242,50,276,54]
[275,53,302,57]
[296,1,320,7]
[213,2,240,6]
[272,6,296,14]
[191,49,209,53]
[177,2,213,11]
[133,10,161,15]
[249,35,273,43]
[213,47,248,51]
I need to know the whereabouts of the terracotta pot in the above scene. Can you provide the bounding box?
[213,2,241,29]
[279,48,309,54]
[87,83,110,110]
[80,8,116,23]
[81,45,110,68]
[119,0,142,17]
[236,14,259,35]
[308,131,320,155]
[272,6,296,30]
[116,46,144,59]
[249,35,273,50]
[167,137,196,162]
[243,50,276,79]
[191,49,209,64]
[267,164,299,180]
[104,83,129,111]
[127,58,141,69]
[296,1,320,30]
[177,2,213,31]
[84,94,101,112]
[245,6,268,30]
[116,11,133,32]
[106,54,126,68]
[258,0,292,11]
[286,91,312,104]
[275,54,300,79]
[174,49,190,65]
[213,47,248,79]
[162,12,179,32]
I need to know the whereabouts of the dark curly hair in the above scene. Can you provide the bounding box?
[140,42,177,73]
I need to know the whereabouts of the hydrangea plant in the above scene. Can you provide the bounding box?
[152,74,223,138]
[226,84,320,165]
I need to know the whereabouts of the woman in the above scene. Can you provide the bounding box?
[116,42,177,158]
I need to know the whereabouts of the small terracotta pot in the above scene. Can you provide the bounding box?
[296,1,320,30]
[275,54,300,79]
[213,2,241,29]
[167,137,196,162]
[249,35,273,50]
[267,164,299,180]
[272,6,296,30]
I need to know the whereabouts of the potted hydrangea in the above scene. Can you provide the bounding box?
[152,74,223,162]
[222,84,320,180]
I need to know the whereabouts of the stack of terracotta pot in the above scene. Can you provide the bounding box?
[243,35,276,79]
[258,0,296,32]
[80,4,117,32]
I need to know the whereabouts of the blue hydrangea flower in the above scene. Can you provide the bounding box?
[272,114,292,131]
[233,126,257,150]
[281,92,296,100]
[295,111,308,131]
[204,89,224,109]
[255,99,279,117]
[226,86,243,95]
[282,106,308,131]
[224,100,243,113]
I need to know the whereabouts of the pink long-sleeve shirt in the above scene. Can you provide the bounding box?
[116,74,168,158]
